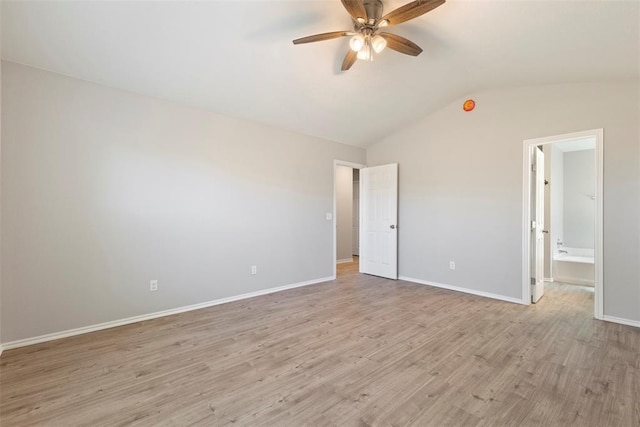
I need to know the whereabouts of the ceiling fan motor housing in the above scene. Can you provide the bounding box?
[363,0,384,23]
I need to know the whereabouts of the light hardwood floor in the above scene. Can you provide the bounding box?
[1,261,639,426]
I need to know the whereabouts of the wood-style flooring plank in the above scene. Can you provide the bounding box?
[1,261,639,426]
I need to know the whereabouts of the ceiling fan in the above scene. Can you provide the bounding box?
[293,0,445,71]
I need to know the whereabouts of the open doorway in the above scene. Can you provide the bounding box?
[334,161,365,279]
[522,129,603,319]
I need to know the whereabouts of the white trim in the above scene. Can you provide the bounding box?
[522,129,604,318]
[521,141,532,306]
[602,315,640,329]
[336,258,353,264]
[553,276,594,287]
[544,277,554,282]
[0,345,3,358]
[0,276,333,351]
[333,160,366,280]
[399,276,527,305]
[594,129,604,319]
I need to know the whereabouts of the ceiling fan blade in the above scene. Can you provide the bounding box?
[381,0,445,26]
[293,31,351,45]
[341,49,358,71]
[340,0,367,21]
[379,32,423,56]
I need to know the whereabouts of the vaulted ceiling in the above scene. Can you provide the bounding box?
[2,0,639,147]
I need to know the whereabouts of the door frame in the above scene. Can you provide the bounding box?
[521,129,603,319]
[333,160,366,279]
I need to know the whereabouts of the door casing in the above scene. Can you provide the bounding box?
[333,160,366,279]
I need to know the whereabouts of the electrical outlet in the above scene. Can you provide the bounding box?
[449,261,456,270]
[150,280,158,291]
[326,213,333,221]
[251,265,257,275]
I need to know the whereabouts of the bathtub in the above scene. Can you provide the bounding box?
[553,247,594,286]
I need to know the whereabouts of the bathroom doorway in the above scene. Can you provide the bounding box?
[522,129,603,319]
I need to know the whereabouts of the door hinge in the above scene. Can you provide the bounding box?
[531,277,536,285]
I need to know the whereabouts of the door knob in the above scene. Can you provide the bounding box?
[390,225,396,229]
[542,230,549,233]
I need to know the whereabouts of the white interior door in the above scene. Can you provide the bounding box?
[532,147,545,303]
[359,163,398,279]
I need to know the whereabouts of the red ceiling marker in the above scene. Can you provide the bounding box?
[463,99,475,112]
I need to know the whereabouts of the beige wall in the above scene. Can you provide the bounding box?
[1,61,366,343]
[367,80,640,323]
[2,61,639,344]
[0,19,3,350]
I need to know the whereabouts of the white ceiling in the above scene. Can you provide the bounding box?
[555,137,595,152]
[2,0,639,147]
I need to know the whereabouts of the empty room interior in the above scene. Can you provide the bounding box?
[1,0,639,425]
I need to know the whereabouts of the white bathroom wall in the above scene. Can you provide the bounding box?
[563,149,596,249]
[550,145,564,265]
[336,165,353,261]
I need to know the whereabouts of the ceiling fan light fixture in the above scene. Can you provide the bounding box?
[349,34,365,52]
[356,38,373,61]
[356,17,366,24]
[356,47,370,61]
[372,34,387,53]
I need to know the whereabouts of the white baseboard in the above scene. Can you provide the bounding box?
[602,315,640,328]
[554,275,594,287]
[399,276,527,305]
[544,277,554,282]
[336,258,353,264]
[0,276,333,352]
